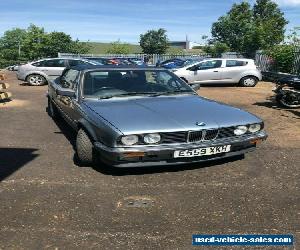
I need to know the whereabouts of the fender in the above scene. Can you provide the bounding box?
[77,118,98,142]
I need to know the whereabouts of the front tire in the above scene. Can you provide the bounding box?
[47,98,59,118]
[26,74,47,86]
[239,76,258,87]
[76,129,95,165]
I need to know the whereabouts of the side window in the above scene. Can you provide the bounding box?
[197,60,222,70]
[60,69,80,89]
[32,61,45,67]
[43,59,66,67]
[226,60,247,67]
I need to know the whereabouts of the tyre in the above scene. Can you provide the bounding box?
[26,74,47,86]
[47,97,59,118]
[239,76,258,87]
[276,93,300,109]
[76,129,95,165]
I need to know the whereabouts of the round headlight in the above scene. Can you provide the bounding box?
[234,125,248,135]
[121,135,139,146]
[249,123,261,133]
[143,133,161,144]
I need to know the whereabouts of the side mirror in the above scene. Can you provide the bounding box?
[187,65,198,71]
[56,88,75,97]
[190,83,200,91]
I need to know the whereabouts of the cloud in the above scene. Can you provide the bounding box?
[274,0,300,6]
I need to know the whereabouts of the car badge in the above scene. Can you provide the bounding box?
[196,122,206,126]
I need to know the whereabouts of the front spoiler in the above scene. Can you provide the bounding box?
[94,131,268,167]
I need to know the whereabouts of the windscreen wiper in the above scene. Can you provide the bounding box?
[98,92,157,99]
[150,90,196,97]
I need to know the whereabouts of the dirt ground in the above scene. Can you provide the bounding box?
[0,70,299,249]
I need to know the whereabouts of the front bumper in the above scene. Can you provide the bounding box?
[94,131,267,167]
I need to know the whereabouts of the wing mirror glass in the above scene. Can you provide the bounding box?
[188,65,198,71]
[56,88,75,97]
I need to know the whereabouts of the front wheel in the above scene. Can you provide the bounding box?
[26,74,47,86]
[239,76,258,87]
[76,129,95,165]
[47,98,59,119]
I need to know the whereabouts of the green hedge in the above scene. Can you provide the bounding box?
[0,60,27,69]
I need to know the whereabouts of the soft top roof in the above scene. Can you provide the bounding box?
[68,65,165,71]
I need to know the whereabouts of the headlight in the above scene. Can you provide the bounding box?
[249,123,261,133]
[143,133,161,144]
[121,135,139,145]
[234,125,248,135]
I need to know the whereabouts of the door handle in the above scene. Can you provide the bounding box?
[213,70,219,72]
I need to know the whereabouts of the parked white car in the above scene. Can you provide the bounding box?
[173,58,262,87]
[17,58,101,86]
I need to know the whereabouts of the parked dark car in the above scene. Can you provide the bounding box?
[157,58,186,69]
[84,57,117,65]
[47,65,267,168]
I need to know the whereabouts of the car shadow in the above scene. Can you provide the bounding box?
[0,148,39,181]
[49,112,246,175]
[253,98,300,119]
[199,83,238,88]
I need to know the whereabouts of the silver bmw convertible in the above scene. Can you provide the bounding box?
[47,65,267,167]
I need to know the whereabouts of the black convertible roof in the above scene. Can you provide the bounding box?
[69,65,169,72]
[69,64,164,71]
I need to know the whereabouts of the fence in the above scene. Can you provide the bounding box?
[58,52,243,65]
[255,49,300,75]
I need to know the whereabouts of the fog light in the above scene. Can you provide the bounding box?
[234,125,248,135]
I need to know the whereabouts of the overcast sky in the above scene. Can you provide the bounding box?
[0,0,299,43]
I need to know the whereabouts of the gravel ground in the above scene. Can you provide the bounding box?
[0,71,299,250]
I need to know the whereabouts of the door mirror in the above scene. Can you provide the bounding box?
[190,83,200,91]
[187,65,198,71]
[56,88,75,97]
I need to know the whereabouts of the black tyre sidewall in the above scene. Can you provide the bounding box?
[76,129,95,165]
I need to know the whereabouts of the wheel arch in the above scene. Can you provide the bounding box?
[77,119,98,142]
[25,72,48,82]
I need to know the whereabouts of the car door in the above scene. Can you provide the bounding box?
[41,59,67,81]
[221,60,248,83]
[56,69,81,128]
[190,59,223,83]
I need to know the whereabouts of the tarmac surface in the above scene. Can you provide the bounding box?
[0,71,299,249]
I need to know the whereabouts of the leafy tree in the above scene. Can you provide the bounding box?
[106,40,131,54]
[203,42,230,57]
[22,24,47,60]
[0,28,27,60]
[211,0,288,55]
[139,28,169,54]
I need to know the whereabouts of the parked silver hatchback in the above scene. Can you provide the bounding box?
[173,58,262,87]
[17,58,101,86]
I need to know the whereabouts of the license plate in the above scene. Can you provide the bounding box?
[174,145,231,158]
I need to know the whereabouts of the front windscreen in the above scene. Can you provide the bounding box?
[82,70,194,99]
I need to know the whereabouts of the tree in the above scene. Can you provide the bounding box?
[139,28,168,54]
[211,0,288,55]
[203,42,230,57]
[0,28,27,60]
[106,40,131,54]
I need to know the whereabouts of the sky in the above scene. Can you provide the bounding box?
[0,0,299,44]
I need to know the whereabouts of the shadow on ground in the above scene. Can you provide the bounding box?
[0,148,39,181]
[253,98,300,119]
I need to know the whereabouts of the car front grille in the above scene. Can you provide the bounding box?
[160,127,237,144]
